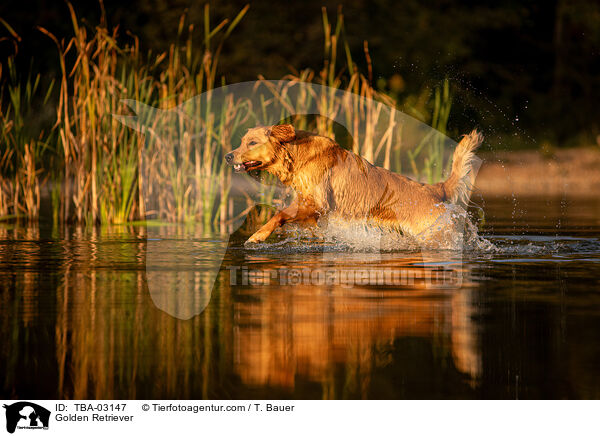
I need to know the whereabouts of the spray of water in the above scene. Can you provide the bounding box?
[244,203,496,253]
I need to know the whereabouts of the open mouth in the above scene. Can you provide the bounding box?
[233,161,262,172]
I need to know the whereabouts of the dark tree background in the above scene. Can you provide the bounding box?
[1,0,599,146]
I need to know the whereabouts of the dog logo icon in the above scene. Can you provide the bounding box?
[3,402,50,433]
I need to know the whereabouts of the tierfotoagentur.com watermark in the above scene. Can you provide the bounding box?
[227,265,462,288]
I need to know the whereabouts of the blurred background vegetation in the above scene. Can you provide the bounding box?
[2,0,598,145]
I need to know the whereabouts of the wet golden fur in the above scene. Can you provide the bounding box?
[226,124,482,243]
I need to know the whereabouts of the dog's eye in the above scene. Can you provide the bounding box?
[248,141,258,146]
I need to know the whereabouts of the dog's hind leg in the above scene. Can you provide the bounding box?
[246,199,318,244]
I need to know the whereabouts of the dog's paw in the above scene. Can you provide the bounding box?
[245,234,265,245]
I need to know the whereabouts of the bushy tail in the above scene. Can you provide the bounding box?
[443,130,483,208]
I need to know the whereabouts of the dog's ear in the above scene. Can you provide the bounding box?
[270,124,296,143]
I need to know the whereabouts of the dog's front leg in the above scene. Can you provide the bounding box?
[246,200,316,244]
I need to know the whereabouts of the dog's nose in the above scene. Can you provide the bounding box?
[225,152,233,164]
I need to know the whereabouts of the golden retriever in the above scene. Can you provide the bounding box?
[225,124,482,244]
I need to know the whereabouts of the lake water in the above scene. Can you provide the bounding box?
[1,195,599,399]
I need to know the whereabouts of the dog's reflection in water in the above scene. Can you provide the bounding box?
[231,255,480,396]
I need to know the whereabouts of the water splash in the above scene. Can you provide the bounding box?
[245,203,496,253]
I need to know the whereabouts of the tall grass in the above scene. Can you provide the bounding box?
[0,4,452,231]
[37,3,248,227]
[407,79,453,183]
[0,56,54,219]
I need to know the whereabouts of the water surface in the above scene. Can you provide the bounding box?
[1,195,599,399]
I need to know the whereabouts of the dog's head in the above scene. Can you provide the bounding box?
[225,124,296,173]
